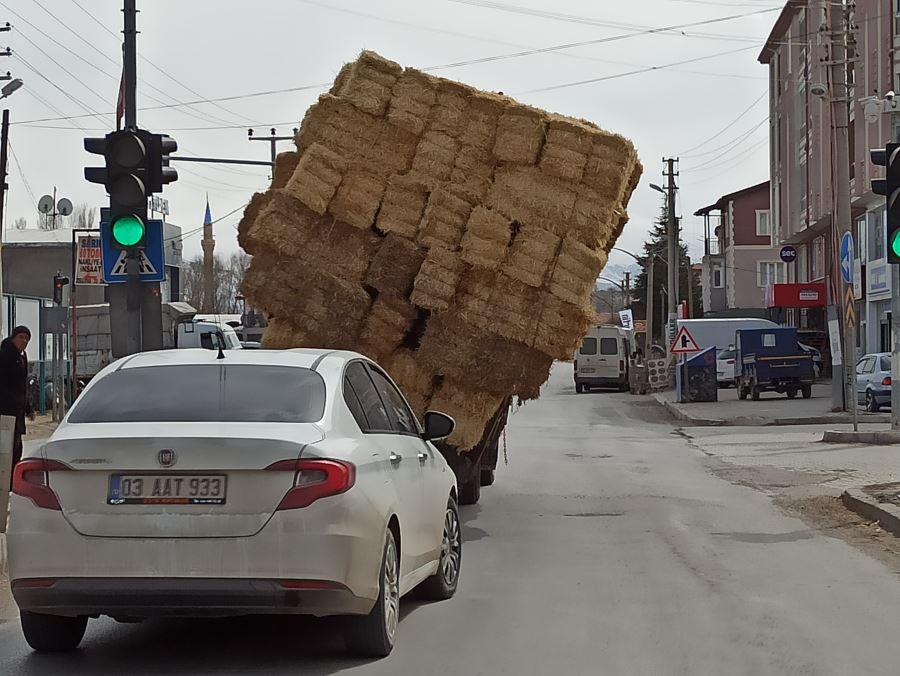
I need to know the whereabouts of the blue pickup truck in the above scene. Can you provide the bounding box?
[735,327,815,401]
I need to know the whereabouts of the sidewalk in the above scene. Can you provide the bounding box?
[653,383,890,427]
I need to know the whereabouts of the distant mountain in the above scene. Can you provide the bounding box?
[597,260,641,288]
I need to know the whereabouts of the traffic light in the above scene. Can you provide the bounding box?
[52,274,69,306]
[84,129,154,252]
[146,133,178,193]
[871,142,900,263]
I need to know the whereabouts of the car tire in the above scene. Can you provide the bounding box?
[480,468,495,487]
[417,498,462,601]
[345,528,400,658]
[751,381,760,401]
[575,383,584,394]
[801,384,812,399]
[21,611,87,653]
[738,382,747,400]
[786,387,797,399]
[459,472,481,505]
[866,390,881,413]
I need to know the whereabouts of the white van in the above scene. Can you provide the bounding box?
[574,325,631,393]
[175,319,243,351]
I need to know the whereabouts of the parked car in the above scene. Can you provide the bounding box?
[8,348,462,658]
[856,352,892,412]
[716,348,736,387]
[574,325,632,392]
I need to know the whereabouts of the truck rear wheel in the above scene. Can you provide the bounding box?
[459,473,481,505]
[801,384,812,399]
[480,468,495,487]
[575,383,584,394]
[786,387,797,399]
[750,381,761,401]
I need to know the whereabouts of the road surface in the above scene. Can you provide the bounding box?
[3,364,900,674]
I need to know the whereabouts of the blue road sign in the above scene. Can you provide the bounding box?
[779,245,797,263]
[839,232,854,285]
[100,216,166,284]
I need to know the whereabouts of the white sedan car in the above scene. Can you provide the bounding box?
[9,349,462,657]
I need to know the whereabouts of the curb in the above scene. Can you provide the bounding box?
[842,489,900,537]
[0,533,6,578]
[651,394,725,426]
[823,430,900,445]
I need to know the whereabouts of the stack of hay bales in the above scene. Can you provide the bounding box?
[239,51,641,451]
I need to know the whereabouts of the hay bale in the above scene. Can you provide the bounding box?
[570,188,616,248]
[533,294,594,360]
[486,166,577,236]
[365,233,427,297]
[548,236,608,306]
[418,187,472,250]
[451,145,495,204]
[332,50,402,117]
[243,191,324,259]
[375,174,430,238]
[418,314,552,396]
[372,122,419,177]
[284,143,347,215]
[454,266,495,330]
[460,207,511,270]
[429,380,506,451]
[411,130,459,184]
[272,151,300,190]
[328,165,386,229]
[237,192,270,255]
[411,246,465,312]
[388,68,437,136]
[538,117,594,182]
[262,317,315,349]
[460,95,504,148]
[582,131,639,204]
[493,104,545,164]
[504,224,561,287]
[358,295,418,363]
[487,273,541,343]
[430,79,472,137]
[382,348,435,418]
[295,95,381,160]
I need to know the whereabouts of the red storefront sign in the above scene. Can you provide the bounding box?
[766,283,827,308]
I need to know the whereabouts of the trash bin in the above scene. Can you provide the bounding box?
[679,347,717,403]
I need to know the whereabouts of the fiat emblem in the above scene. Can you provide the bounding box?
[157,449,176,468]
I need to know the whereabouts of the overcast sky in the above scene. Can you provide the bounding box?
[1,0,780,274]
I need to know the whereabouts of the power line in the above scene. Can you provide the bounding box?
[7,139,37,207]
[680,119,768,170]
[677,90,767,156]
[13,53,107,125]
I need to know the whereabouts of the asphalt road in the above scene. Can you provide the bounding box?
[4,365,900,674]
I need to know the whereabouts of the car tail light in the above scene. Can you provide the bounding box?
[619,360,625,372]
[266,459,356,510]
[11,459,70,510]
[726,360,734,365]
[11,578,57,589]
[884,377,892,387]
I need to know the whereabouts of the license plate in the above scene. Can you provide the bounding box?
[580,368,596,373]
[108,474,227,505]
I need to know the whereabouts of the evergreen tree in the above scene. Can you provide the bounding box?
[630,198,702,343]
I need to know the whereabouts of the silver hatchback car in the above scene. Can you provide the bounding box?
[856,352,892,412]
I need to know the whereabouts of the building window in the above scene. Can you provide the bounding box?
[871,207,886,261]
[712,263,723,289]
[757,261,784,287]
[856,216,867,261]
[812,237,826,279]
[756,210,772,237]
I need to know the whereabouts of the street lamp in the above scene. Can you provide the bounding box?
[1,77,22,99]
[649,183,665,195]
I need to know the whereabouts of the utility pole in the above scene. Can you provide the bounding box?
[686,253,694,319]
[664,158,679,345]
[828,0,856,423]
[623,271,631,307]
[0,109,8,338]
[645,259,655,353]
[248,127,297,178]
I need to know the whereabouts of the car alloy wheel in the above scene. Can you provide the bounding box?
[383,532,400,643]
[441,505,462,587]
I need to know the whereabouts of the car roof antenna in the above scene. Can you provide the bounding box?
[217,345,226,360]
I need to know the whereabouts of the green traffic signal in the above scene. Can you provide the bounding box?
[892,230,900,259]
[111,215,146,248]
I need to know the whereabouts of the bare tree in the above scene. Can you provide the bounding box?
[181,252,250,314]
[13,216,26,230]
[68,203,96,230]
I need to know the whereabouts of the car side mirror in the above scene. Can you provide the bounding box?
[423,411,455,441]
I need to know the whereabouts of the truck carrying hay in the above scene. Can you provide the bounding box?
[239,50,641,501]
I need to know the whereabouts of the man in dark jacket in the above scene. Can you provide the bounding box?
[0,326,34,468]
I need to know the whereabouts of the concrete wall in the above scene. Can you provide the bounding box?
[2,244,106,304]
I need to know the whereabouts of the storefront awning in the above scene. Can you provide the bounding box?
[766,283,827,308]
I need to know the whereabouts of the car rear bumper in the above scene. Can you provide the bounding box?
[575,376,625,386]
[11,577,372,618]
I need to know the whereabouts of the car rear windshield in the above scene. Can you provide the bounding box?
[68,365,327,423]
[882,356,892,372]
[600,337,618,355]
[719,349,735,359]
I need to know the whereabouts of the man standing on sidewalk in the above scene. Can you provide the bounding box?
[0,326,34,470]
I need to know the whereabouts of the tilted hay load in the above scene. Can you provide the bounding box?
[239,51,641,450]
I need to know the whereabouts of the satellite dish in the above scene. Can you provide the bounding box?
[57,198,73,216]
[37,195,54,214]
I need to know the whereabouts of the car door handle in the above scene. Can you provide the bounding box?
[389,452,402,465]
[417,452,428,461]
